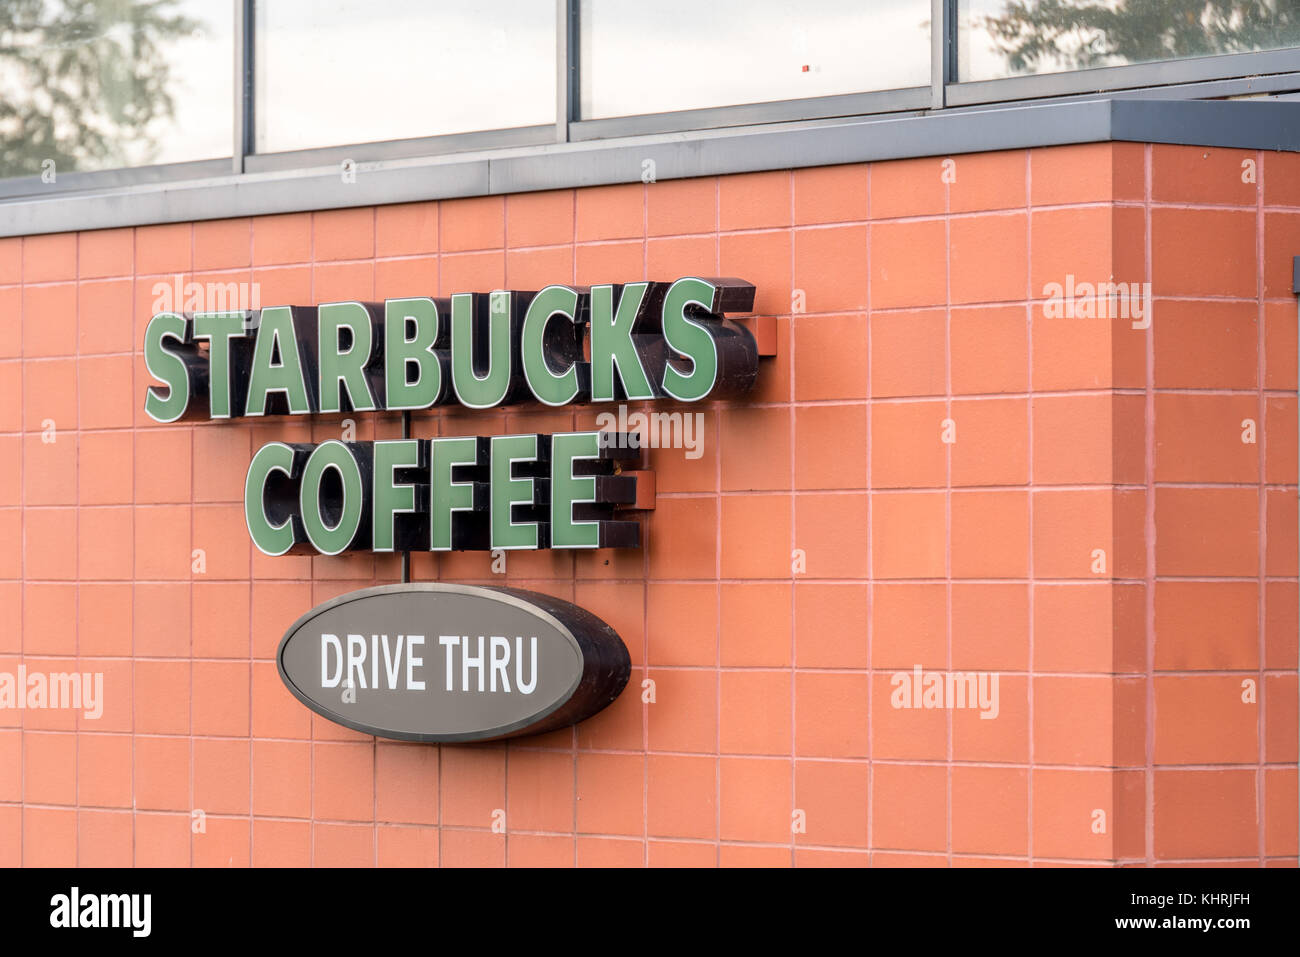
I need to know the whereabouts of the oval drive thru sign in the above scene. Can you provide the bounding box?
[277,584,631,742]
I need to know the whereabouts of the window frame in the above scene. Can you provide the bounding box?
[0,0,1297,202]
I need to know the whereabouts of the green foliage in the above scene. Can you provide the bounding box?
[983,0,1300,74]
[0,0,197,176]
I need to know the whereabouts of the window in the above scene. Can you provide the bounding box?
[958,0,1300,82]
[0,0,233,180]
[1,0,1299,196]
[253,0,557,154]
[578,0,931,120]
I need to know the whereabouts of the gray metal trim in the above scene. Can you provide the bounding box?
[3,98,1299,238]
[498,98,1300,194]
[930,0,951,110]
[942,71,1300,112]
[948,47,1300,106]
[569,87,931,140]
[556,0,573,143]
[1111,98,1300,151]
[242,125,557,173]
[0,158,235,201]
[233,0,252,175]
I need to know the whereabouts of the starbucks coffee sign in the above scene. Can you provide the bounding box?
[277,584,631,742]
[142,277,760,555]
[141,275,764,741]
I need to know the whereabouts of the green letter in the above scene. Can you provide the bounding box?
[521,285,582,406]
[490,434,540,550]
[245,305,313,416]
[451,291,515,409]
[590,282,655,402]
[244,442,301,556]
[373,439,424,552]
[385,297,446,411]
[144,312,197,423]
[192,311,250,419]
[429,436,479,550]
[299,441,368,555]
[318,302,377,414]
[551,431,601,549]
[661,277,720,402]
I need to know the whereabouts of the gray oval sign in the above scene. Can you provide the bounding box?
[276,583,630,742]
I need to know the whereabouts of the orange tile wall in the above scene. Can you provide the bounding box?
[0,141,1296,867]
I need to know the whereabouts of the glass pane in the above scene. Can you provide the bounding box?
[579,0,931,120]
[0,0,233,179]
[959,0,1300,82]
[254,0,556,153]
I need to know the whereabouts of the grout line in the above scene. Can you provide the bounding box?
[714,173,722,869]
[786,169,795,869]
[865,159,874,861]
[129,227,138,866]
[1142,143,1156,867]
[185,221,195,867]
[437,199,445,869]
[1025,148,1035,867]
[944,153,953,868]
[17,233,23,867]
[247,215,255,867]
[1254,149,1267,867]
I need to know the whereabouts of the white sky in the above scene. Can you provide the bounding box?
[580,0,932,118]
[254,0,556,152]
[139,0,233,165]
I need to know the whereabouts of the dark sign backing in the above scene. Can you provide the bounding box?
[276,583,631,742]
